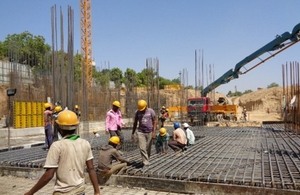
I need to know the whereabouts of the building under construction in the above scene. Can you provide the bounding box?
[1,2,300,194]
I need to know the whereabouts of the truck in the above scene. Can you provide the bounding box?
[187,23,300,123]
[187,96,238,123]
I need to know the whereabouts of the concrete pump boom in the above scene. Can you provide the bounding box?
[201,23,300,97]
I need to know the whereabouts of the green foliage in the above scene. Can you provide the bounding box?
[0,32,188,90]
[94,68,110,88]
[73,54,82,82]
[243,89,253,94]
[227,89,254,97]
[110,67,123,88]
[227,90,243,97]
[0,41,5,60]
[0,32,51,67]
[158,77,173,89]
[171,78,180,84]
[124,68,137,87]
[267,82,279,88]
[185,85,194,89]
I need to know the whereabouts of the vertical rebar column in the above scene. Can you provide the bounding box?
[51,5,58,103]
[67,6,74,108]
[282,61,300,134]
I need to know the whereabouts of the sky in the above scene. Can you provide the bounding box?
[1,0,300,94]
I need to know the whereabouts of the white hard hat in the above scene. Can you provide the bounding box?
[183,123,189,128]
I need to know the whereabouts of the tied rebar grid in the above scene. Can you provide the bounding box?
[122,126,300,190]
[1,126,300,191]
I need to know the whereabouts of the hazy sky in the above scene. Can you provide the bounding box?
[1,0,300,94]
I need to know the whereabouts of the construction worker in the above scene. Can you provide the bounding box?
[24,110,100,195]
[132,99,157,167]
[168,122,187,155]
[52,105,63,142]
[105,100,124,148]
[43,102,53,150]
[182,123,195,145]
[155,127,170,155]
[242,106,247,121]
[97,136,130,185]
[159,106,169,127]
[74,104,81,119]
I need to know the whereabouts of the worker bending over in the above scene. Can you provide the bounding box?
[97,136,130,185]
[168,122,187,155]
[155,127,170,155]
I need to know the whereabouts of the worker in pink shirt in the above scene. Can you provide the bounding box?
[106,101,124,148]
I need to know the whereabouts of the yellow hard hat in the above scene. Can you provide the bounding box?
[54,105,63,113]
[112,101,121,108]
[109,136,120,145]
[55,110,79,130]
[159,127,167,136]
[138,99,147,111]
[75,105,79,109]
[44,103,52,109]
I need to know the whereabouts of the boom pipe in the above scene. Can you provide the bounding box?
[201,23,300,97]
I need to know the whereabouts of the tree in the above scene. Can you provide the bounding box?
[227,90,243,97]
[1,32,51,67]
[171,78,180,84]
[0,41,5,60]
[267,82,279,88]
[243,89,253,94]
[124,68,137,87]
[94,68,110,88]
[227,90,232,97]
[158,77,172,89]
[110,67,123,88]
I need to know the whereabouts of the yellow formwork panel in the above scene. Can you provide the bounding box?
[21,102,26,115]
[37,103,43,115]
[12,101,45,128]
[32,115,37,127]
[26,115,32,127]
[14,101,21,115]
[32,102,37,115]
[37,115,43,127]
[27,102,32,115]
[21,115,27,128]
[14,115,21,128]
